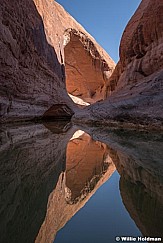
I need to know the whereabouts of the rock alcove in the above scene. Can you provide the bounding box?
[63,29,113,106]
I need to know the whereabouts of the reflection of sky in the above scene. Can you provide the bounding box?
[1,123,162,243]
[56,0,141,63]
[55,171,141,243]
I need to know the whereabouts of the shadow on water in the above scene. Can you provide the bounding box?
[80,126,163,238]
[120,175,163,237]
[0,122,163,242]
[0,121,75,243]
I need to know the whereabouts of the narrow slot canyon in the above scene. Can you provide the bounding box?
[0,0,163,242]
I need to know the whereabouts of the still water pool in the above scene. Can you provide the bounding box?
[55,171,141,243]
[0,122,162,243]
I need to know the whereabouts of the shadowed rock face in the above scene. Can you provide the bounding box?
[0,122,76,243]
[0,0,114,123]
[73,0,163,129]
[0,0,74,122]
[43,104,74,120]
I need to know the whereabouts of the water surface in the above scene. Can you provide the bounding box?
[55,171,141,243]
[0,122,162,243]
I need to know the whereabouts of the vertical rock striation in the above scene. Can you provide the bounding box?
[0,0,115,123]
[73,0,163,129]
[64,29,114,104]
[108,0,163,91]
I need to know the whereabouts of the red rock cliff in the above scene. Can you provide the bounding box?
[108,0,163,91]
[0,0,115,123]
[74,0,163,129]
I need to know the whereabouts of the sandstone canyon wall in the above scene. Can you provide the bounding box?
[74,0,163,129]
[108,0,163,92]
[0,0,115,123]
[64,29,115,104]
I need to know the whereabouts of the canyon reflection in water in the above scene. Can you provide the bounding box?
[0,122,163,243]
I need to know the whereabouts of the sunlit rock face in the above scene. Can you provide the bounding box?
[36,132,115,243]
[73,0,163,129]
[108,0,163,92]
[0,0,114,123]
[64,29,115,104]
[0,122,75,243]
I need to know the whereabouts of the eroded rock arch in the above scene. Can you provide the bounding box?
[63,29,113,105]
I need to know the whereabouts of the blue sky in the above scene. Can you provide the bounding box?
[56,0,141,63]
